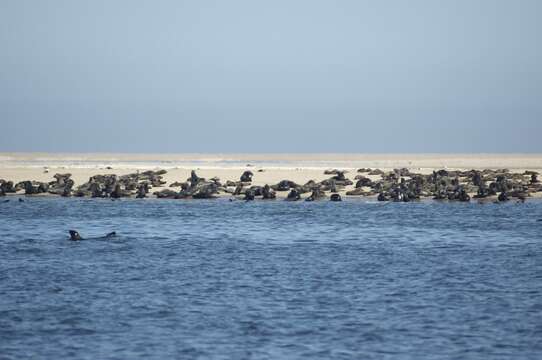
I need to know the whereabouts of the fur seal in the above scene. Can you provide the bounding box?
[69,230,117,241]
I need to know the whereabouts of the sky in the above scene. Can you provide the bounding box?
[0,0,541,153]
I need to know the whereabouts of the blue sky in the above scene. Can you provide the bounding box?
[1,0,540,152]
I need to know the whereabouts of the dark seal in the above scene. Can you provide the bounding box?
[69,230,117,241]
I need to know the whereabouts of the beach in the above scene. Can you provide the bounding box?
[1,153,542,199]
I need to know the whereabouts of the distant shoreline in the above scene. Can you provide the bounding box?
[1,153,541,202]
[1,152,542,170]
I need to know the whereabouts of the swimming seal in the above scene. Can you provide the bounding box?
[69,230,117,241]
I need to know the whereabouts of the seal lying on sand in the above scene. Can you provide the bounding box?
[69,230,117,241]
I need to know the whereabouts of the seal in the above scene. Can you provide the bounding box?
[69,230,116,241]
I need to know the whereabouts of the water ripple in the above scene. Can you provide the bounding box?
[1,198,541,359]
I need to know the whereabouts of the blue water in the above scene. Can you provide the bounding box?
[1,198,542,359]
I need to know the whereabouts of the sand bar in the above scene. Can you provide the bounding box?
[1,153,541,199]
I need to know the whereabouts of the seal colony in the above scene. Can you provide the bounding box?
[1,167,541,203]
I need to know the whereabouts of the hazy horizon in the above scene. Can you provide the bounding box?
[3,152,542,157]
[1,0,541,153]
[1,151,542,155]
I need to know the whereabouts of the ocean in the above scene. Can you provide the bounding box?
[1,198,541,359]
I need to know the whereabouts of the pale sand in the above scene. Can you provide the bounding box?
[1,153,541,198]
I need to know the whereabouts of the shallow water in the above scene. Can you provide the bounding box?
[1,198,542,359]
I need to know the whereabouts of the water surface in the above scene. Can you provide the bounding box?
[1,198,541,359]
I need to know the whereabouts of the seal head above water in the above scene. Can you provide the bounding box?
[69,230,82,240]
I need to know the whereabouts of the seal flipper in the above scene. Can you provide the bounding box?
[69,230,83,241]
